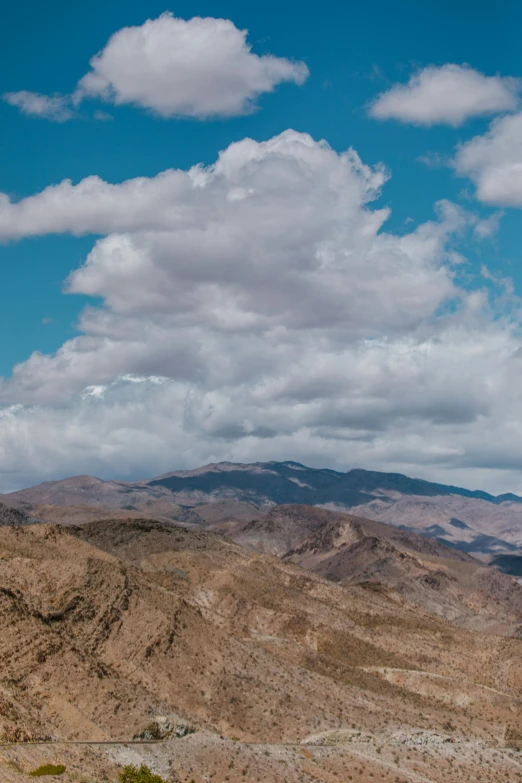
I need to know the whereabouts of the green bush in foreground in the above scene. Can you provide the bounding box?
[118,764,168,783]
[30,764,66,777]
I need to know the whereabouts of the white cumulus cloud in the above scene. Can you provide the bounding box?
[75,12,308,117]
[1,131,522,493]
[369,64,520,126]
[4,13,308,121]
[454,112,522,206]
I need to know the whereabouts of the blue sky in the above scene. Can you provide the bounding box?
[1,0,522,491]
[1,0,520,371]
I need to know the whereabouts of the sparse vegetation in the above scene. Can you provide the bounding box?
[506,727,522,750]
[118,764,168,783]
[30,764,66,777]
[1,726,51,743]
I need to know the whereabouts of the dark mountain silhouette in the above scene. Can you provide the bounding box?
[149,461,522,506]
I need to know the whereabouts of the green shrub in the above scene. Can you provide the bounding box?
[118,764,168,783]
[30,764,66,777]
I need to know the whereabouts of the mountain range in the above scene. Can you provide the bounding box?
[0,509,521,783]
[1,462,522,780]
[4,461,522,572]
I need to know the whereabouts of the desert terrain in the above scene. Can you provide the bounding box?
[0,509,520,781]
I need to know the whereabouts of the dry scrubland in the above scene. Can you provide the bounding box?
[0,515,520,782]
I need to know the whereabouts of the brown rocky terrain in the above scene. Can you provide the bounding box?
[0,516,520,782]
[231,505,522,635]
[2,475,173,509]
[348,492,522,548]
[0,502,36,526]
[5,461,522,562]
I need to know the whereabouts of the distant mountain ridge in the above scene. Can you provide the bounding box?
[4,460,522,561]
[149,461,522,505]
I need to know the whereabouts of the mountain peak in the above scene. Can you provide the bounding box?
[4,460,522,559]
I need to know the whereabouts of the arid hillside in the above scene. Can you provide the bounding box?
[0,517,521,782]
[0,502,35,526]
[231,505,522,635]
[5,461,522,561]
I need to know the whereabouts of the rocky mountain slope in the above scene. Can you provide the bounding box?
[0,517,521,783]
[0,501,35,526]
[229,505,522,635]
[5,462,522,562]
